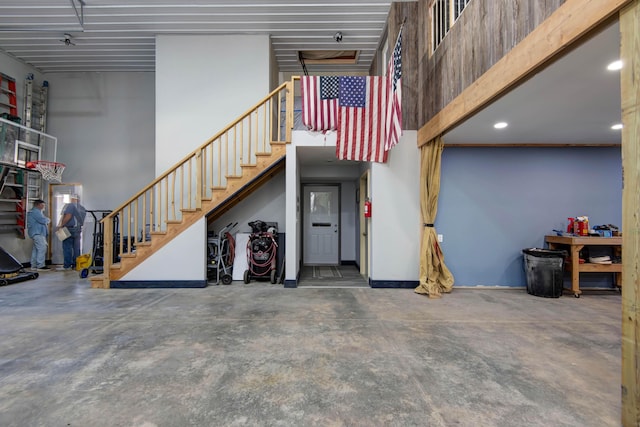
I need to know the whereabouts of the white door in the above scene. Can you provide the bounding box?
[303,185,339,265]
[48,184,83,265]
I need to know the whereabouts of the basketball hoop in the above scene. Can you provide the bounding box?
[26,160,66,183]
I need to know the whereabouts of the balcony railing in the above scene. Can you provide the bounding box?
[430,0,472,53]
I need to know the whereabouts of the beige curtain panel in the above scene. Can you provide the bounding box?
[415,136,454,298]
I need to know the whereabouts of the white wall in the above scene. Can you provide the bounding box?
[46,72,156,211]
[370,131,420,281]
[285,143,300,282]
[122,217,206,281]
[210,171,286,235]
[155,34,271,175]
[300,165,361,180]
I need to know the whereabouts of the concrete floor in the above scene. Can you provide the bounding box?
[0,268,621,427]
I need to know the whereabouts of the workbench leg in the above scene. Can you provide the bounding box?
[570,245,583,297]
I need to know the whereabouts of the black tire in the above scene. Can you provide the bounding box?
[221,274,233,285]
[243,269,250,284]
[0,279,7,286]
[270,269,277,284]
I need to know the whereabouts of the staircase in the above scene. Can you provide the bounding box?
[91,80,295,288]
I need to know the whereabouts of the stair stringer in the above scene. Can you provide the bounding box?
[92,145,286,287]
[118,217,207,282]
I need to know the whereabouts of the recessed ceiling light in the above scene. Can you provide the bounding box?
[607,60,622,71]
[611,123,623,130]
[493,122,508,129]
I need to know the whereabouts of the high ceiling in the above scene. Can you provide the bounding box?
[0,1,622,154]
[0,0,414,74]
[444,21,622,146]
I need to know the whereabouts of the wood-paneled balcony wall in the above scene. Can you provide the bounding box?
[92,80,295,288]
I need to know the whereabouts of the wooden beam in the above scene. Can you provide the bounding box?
[620,1,640,425]
[417,0,632,147]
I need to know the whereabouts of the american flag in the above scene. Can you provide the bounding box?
[301,76,339,131]
[384,26,403,151]
[336,76,388,163]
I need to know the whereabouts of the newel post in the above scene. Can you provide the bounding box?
[196,150,203,210]
[100,216,113,288]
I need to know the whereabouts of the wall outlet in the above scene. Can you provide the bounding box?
[437,234,443,243]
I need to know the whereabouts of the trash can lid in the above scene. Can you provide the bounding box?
[522,248,567,258]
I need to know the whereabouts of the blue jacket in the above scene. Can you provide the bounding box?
[27,207,51,238]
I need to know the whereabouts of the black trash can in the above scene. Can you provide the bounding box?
[522,248,566,298]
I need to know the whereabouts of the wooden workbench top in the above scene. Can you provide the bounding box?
[544,235,622,246]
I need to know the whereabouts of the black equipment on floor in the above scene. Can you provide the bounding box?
[244,220,278,284]
[0,246,38,286]
[79,210,113,278]
[207,222,237,285]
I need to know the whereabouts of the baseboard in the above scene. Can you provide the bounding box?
[110,280,208,289]
[283,263,301,288]
[369,280,418,289]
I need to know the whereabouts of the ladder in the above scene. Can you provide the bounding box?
[0,73,18,120]
[24,74,49,133]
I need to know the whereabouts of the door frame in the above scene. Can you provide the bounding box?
[359,171,369,279]
[302,183,341,265]
[47,183,83,263]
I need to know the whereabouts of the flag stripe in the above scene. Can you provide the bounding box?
[384,27,403,152]
[336,76,387,163]
[301,76,338,131]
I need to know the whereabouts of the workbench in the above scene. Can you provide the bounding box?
[544,235,622,297]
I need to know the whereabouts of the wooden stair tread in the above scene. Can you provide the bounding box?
[99,138,287,286]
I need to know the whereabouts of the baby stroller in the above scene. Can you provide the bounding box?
[207,222,237,285]
[243,220,278,284]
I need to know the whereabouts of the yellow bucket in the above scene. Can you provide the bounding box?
[75,253,92,270]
